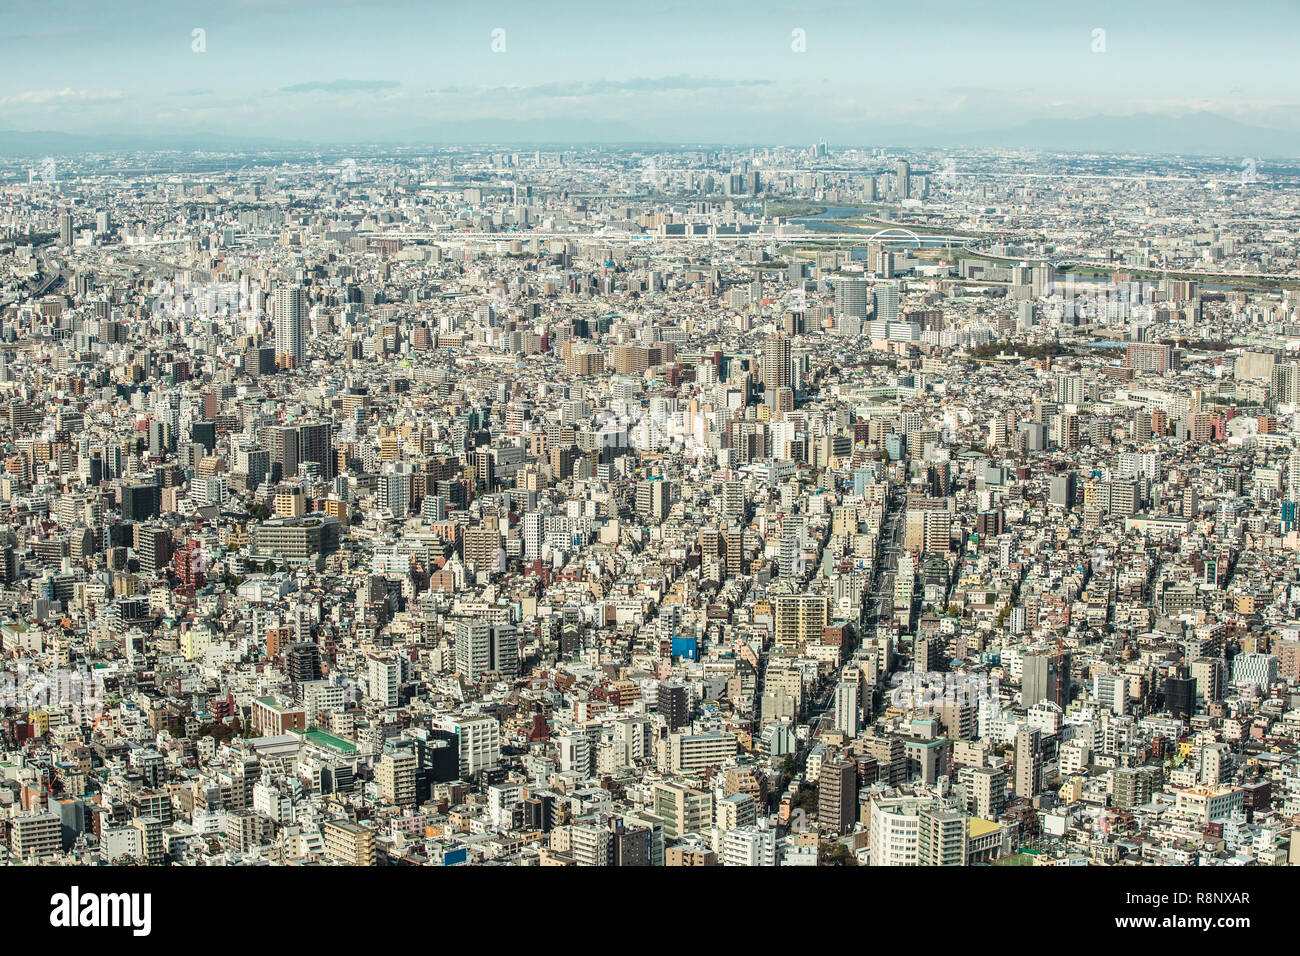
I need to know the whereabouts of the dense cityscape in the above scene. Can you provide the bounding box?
[0,142,1297,871]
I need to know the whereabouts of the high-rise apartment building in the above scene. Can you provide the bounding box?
[1014,727,1042,799]
[818,754,858,835]
[763,333,792,390]
[274,285,307,370]
[453,618,519,679]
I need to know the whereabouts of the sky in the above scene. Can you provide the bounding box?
[2,0,1299,148]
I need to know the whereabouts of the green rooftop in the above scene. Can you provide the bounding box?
[300,728,357,753]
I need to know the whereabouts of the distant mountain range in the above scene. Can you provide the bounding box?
[0,129,312,158]
[1,111,1298,159]
[945,112,1300,158]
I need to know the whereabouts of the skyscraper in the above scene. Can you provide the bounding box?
[454,619,519,679]
[833,277,872,334]
[763,333,792,390]
[1014,728,1042,799]
[874,282,900,324]
[833,680,859,737]
[297,421,334,480]
[818,754,858,835]
[265,425,299,480]
[895,160,911,199]
[274,285,307,370]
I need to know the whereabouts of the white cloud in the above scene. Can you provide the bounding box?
[0,88,125,108]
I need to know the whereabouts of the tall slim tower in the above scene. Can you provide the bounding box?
[1014,728,1042,799]
[273,285,307,370]
[763,333,792,390]
[817,754,859,835]
[874,282,900,323]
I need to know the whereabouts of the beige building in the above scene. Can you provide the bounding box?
[376,750,417,806]
[653,782,713,840]
[664,730,739,774]
[11,812,61,860]
[774,594,829,648]
[322,819,376,865]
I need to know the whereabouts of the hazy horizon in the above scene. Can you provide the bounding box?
[3,0,1300,156]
